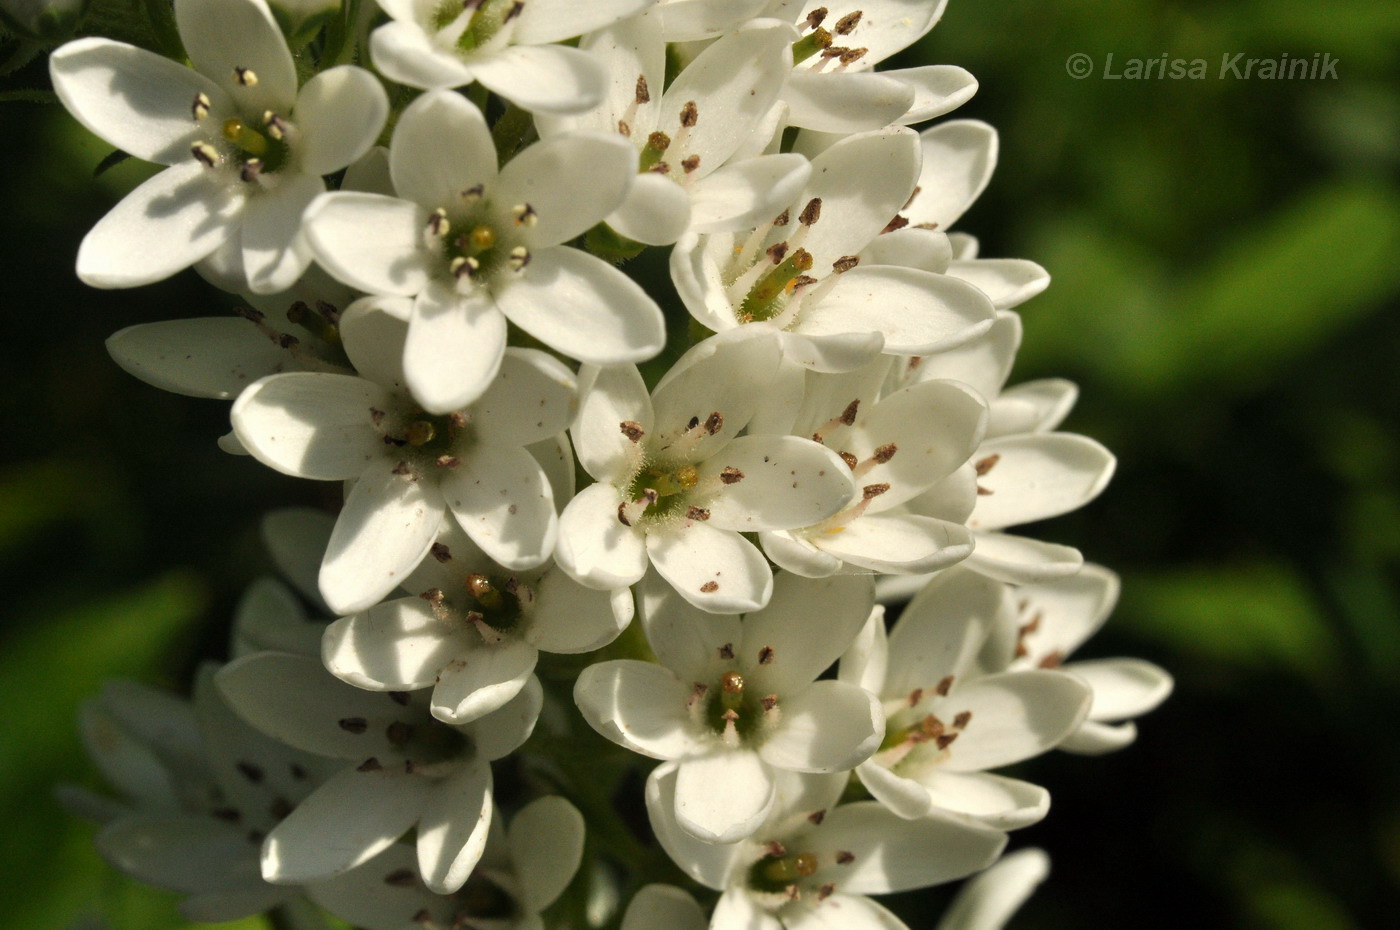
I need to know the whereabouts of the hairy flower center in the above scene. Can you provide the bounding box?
[704,670,762,740]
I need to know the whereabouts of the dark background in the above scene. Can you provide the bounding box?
[1,0,1398,927]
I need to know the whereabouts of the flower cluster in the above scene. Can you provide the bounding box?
[50,0,1171,927]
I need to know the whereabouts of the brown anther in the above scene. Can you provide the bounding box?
[722,671,744,693]
[919,714,946,741]
[616,502,633,526]
[704,411,724,434]
[357,757,382,772]
[339,717,368,734]
[386,721,415,746]
[698,579,718,593]
[805,7,828,28]
[390,691,411,706]
[191,92,211,120]
[799,197,823,226]
[369,407,386,427]
[649,161,672,174]
[413,908,432,924]
[758,646,775,665]
[839,451,858,469]
[722,708,739,722]
[936,675,954,696]
[427,208,450,236]
[504,0,524,22]
[391,462,413,476]
[834,10,862,34]
[239,160,264,183]
[836,850,856,864]
[862,483,890,499]
[773,208,791,227]
[269,797,294,820]
[953,711,972,729]
[385,868,417,887]
[431,543,452,562]
[936,732,959,750]
[873,443,897,464]
[760,694,778,711]
[618,119,631,137]
[512,203,538,226]
[719,643,735,659]
[808,809,826,825]
[839,46,868,65]
[686,506,711,521]
[792,274,818,288]
[687,415,701,429]
[235,306,265,323]
[461,183,484,202]
[766,841,789,858]
[1038,650,1065,669]
[276,333,298,350]
[620,420,645,442]
[233,66,258,86]
[903,185,923,211]
[832,254,859,273]
[212,807,240,822]
[247,829,266,845]
[817,883,836,901]
[975,453,1001,476]
[682,154,701,173]
[720,466,745,484]
[766,241,789,263]
[646,130,671,153]
[679,100,699,127]
[882,214,910,234]
[191,142,219,168]
[236,761,264,783]
[635,74,651,104]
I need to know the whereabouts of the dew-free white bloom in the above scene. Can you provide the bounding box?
[576,572,881,842]
[936,848,1050,930]
[49,0,387,293]
[558,333,853,613]
[232,298,575,615]
[305,89,664,413]
[217,651,542,893]
[621,884,707,930]
[322,518,632,724]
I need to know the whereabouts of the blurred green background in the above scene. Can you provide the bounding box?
[2,0,1398,927]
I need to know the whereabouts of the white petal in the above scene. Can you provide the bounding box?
[303,192,433,295]
[390,89,497,208]
[233,577,320,657]
[471,348,577,447]
[369,20,476,90]
[801,267,995,355]
[536,8,662,138]
[815,513,974,575]
[741,573,874,694]
[320,459,446,614]
[893,65,979,125]
[49,38,227,165]
[443,445,556,569]
[1070,658,1174,722]
[471,44,607,115]
[622,885,707,930]
[964,532,1084,585]
[572,364,653,483]
[935,847,1050,930]
[508,796,585,911]
[908,120,998,230]
[241,172,321,294]
[778,330,886,373]
[343,144,394,195]
[468,675,544,760]
[913,310,1020,401]
[1058,719,1138,755]
[786,894,908,930]
[860,226,953,274]
[494,246,665,365]
[494,132,634,247]
[405,282,507,413]
[608,172,693,246]
[797,128,920,269]
[77,162,241,288]
[804,803,1006,893]
[337,295,411,390]
[941,671,1092,772]
[758,679,883,773]
[968,434,1116,531]
[839,605,890,696]
[555,482,648,589]
[649,330,782,452]
[639,574,744,681]
[884,568,1008,698]
[231,372,387,480]
[416,762,492,893]
[513,0,655,45]
[657,0,769,41]
[711,889,784,930]
[96,815,251,894]
[106,317,292,400]
[918,769,1050,830]
[647,523,773,614]
[322,597,473,691]
[430,638,537,724]
[852,378,989,508]
[761,529,842,578]
[784,71,916,133]
[178,885,291,923]
[674,750,774,843]
[703,435,854,532]
[988,378,1078,437]
[1001,563,1119,664]
[947,259,1049,311]
[175,0,297,112]
[824,0,948,64]
[856,757,936,819]
[573,660,701,759]
[526,570,631,654]
[295,66,390,176]
[261,506,336,608]
[261,767,429,883]
[690,153,812,233]
[645,762,747,890]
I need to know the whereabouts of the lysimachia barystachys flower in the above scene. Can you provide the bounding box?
[306,796,584,930]
[217,651,542,893]
[368,0,653,112]
[758,355,987,576]
[575,572,882,842]
[648,764,1007,930]
[839,569,1091,828]
[49,0,387,293]
[537,14,810,245]
[322,517,632,724]
[672,128,996,378]
[231,298,576,615]
[936,848,1050,930]
[557,333,853,612]
[232,507,337,658]
[621,884,707,930]
[304,89,664,414]
[981,565,1174,755]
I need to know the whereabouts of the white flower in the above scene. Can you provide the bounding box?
[557,333,854,613]
[760,356,987,577]
[983,565,1174,754]
[575,572,881,842]
[231,298,576,615]
[304,89,664,413]
[622,884,707,930]
[322,517,632,724]
[839,569,1092,828]
[369,0,652,113]
[653,0,771,41]
[307,796,584,930]
[672,128,996,376]
[49,0,388,293]
[216,651,542,893]
[648,764,1007,929]
[936,848,1050,930]
[232,507,338,658]
[538,14,810,245]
